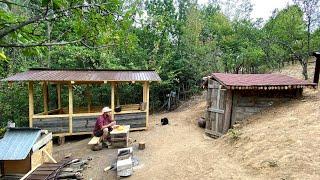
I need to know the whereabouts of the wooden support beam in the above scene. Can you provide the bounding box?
[57,84,61,109]
[68,84,73,134]
[43,81,48,115]
[43,150,57,163]
[86,84,91,113]
[28,82,34,127]
[146,82,150,128]
[111,82,115,120]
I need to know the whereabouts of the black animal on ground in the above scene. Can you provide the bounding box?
[161,117,169,125]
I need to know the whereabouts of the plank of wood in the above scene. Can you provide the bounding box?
[20,164,41,180]
[32,133,53,152]
[43,150,57,163]
[215,85,221,132]
[204,129,223,137]
[223,90,233,133]
[207,108,224,114]
[88,136,101,145]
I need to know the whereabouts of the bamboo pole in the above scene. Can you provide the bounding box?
[28,82,34,127]
[68,84,73,134]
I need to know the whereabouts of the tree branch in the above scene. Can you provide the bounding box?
[0,2,114,39]
[0,40,82,48]
[0,0,42,12]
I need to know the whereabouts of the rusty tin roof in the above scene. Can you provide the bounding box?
[2,69,161,82]
[211,73,316,89]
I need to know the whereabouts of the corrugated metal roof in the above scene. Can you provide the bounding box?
[2,69,161,82]
[0,128,41,160]
[211,73,316,89]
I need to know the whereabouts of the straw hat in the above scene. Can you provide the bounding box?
[102,107,112,113]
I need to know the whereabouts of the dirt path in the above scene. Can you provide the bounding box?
[53,95,258,180]
[129,96,256,180]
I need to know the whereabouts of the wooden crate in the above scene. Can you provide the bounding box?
[110,125,130,148]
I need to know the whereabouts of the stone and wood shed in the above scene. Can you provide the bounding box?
[204,73,317,138]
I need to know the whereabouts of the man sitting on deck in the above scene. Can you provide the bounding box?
[93,107,116,147]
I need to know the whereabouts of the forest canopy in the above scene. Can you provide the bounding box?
[0,0,319,127]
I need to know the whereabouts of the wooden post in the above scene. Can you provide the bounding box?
[313,52,320,85]
[223,90,233,133]
[111,82,115,120]
[57,84,61,109]
[86,84,91,113]
[43,81,48,115]
[68,84,73,134]
[143,82,150,128]
[28,82,34,127]
[215,85,221,132]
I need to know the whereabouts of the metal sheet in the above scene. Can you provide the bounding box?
[2,69,162,82]
[0,128,41,160]
[211,73,316,88]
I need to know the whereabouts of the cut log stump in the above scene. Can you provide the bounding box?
[138,142,145,150]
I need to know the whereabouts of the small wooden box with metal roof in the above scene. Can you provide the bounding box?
[0,128,55,178]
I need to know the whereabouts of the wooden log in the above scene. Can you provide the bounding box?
[138,142,145,150]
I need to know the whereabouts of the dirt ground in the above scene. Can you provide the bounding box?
[53,62,320,180]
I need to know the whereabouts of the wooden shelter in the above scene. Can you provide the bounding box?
[204,73,317,138]
[2,69,161,139]
[0,128,54,178]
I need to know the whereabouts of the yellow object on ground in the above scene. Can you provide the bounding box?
[114,125,125,131]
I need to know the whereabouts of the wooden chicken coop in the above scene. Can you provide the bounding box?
[2,69,161,138]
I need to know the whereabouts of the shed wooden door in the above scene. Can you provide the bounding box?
[205,79,232,137]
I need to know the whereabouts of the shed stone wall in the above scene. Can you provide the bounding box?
[231,89,302,124]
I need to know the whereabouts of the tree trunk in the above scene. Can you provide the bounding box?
[302,58,308,80]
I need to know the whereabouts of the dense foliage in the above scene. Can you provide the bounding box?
[0,0,319,127]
